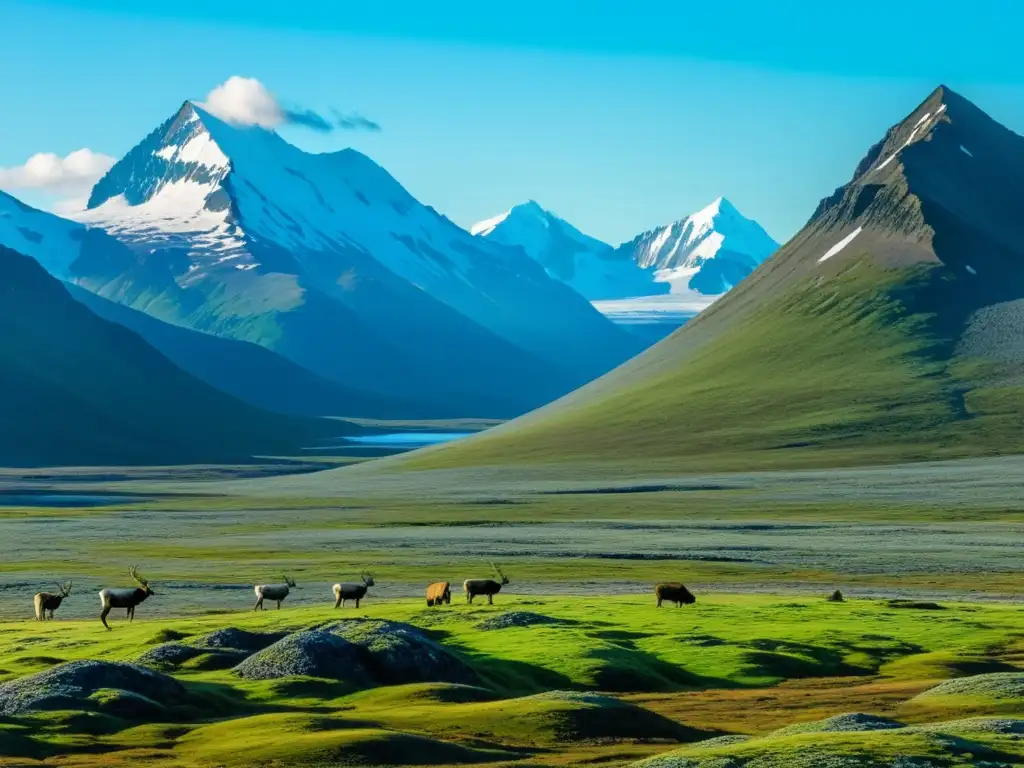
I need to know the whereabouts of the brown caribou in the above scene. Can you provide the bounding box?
[34,581,72,621]
[654,582,696,607]
[99,566,154,629]
[426,581,451,607]
[463,563,509,605]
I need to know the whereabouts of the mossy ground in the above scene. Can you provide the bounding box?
[0,595,1020,767]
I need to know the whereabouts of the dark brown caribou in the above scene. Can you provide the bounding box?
[99,566,154,629]
[463,563,509,605]
[654,582,696,607]
[333,573,374,608]
[34,581,72,621]
[426,581,451,607]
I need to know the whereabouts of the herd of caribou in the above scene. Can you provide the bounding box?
[32,563,696,627]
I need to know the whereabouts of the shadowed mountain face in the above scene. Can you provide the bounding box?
[73,103,639,417]
[406,86,1024,471]
[0,245,337,466]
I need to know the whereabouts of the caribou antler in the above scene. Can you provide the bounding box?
[57,581,72,597]
[490,562,506,579]
[129,565,148,587]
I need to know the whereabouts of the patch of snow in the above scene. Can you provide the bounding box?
[818,227,863,264]
[966,265,977,275]
[155,145,178,161]
[960,145,973,157]
[235,262,258,271]
[874,105,946,173]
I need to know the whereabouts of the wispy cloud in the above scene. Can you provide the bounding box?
[333,111,382,132]
[200,76,381,133]
[0,149,115,197]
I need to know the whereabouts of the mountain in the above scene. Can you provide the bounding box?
[470,201,660,300]
[404,85,1024,472]
[0,244,338,466]
[73,102,639,416]
[0,190,427,418]
[615,196,779,298]
[66,285,430,418]
[471,197,777,344]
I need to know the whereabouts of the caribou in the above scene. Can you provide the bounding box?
[425,581,451,607]
[34,581,72,621]
[463,563,509,605]
[333,573,374,608]
[99,566,154,629]
[254,575,296,611]
[654,582,696,608]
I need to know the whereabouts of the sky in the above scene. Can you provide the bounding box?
[2,0,1024,244]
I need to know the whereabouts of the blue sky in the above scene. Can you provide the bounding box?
[2,0,1023,243]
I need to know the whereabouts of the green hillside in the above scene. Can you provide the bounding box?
[406,86,1024,472]
[0,245,341,466]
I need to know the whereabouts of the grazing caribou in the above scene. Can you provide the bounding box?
[99,566,154,629]
[34,581,72,621]
[333,573,374,608]
[464,563,509,605]
[654,583,695,608]
[426,581,451,607]
[254,575,296,611]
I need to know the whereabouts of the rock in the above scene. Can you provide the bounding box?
[0,660,187,716]
[886,599,944,610]
[138,642,208,669]
[325,619,477,686]
[476,611,564,630]
[192,628,286,652]
[913,672,1024,701]
[770,713,905,736]
[233,630,372,683]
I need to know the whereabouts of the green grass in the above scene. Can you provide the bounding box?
[0,596,1020,766]
[404,264,1024,474]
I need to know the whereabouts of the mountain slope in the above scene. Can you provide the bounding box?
[66,284,430,419]
[75,103,638,415]
[0,245,338,467]
[0,190,426,418]
[406,85,1024,472]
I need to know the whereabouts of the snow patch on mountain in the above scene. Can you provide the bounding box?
[818,227,863,264]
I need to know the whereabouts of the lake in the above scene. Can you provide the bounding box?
[304,431,473,455]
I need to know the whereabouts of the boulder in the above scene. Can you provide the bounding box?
[0,660,187,717]
[233,630,371,683]
[325,619,477,685]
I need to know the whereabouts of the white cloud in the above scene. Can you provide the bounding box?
[200,76,285,128]
[0,149,115,196]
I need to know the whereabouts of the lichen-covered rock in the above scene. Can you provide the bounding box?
[325,619,477,685]
[913,671,1024,701]
[137,642,208,669]
[0,660,187,716]
[233,630,371,683]
[769,713,905,737]
[192,627,286,652]
[477,611,564,630]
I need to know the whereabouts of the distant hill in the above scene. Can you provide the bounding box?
[409,85,1024,472]
[0,244,338,466]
